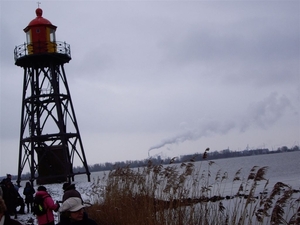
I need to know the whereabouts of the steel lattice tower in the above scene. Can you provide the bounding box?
[14,8,90,185]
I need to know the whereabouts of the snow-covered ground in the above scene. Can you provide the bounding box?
[14,179,104,225]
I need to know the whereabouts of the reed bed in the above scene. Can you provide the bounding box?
[85,149,300,225]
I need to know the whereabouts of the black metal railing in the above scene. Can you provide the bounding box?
[14,41,71,61]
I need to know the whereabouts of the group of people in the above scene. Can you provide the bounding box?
[0,174,26,217]
[0,176,98,225]
[0,174,29,225]
[34,183,97,225]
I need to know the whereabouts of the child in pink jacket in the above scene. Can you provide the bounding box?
[35,186,59,225]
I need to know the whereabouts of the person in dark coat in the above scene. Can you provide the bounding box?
[0,196,22,225]
[62,183,82,202]
[57,197,97,225]
[0,177,19,218]
[23,182,35,213]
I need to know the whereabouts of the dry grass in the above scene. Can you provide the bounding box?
[84,151,300,225]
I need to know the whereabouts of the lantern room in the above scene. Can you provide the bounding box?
[24,8,57,54]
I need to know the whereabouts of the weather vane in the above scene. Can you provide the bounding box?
[37,2,41,8]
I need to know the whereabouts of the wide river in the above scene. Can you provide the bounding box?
[85,151,299,196]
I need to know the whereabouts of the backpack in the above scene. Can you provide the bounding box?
[32,195,49,215]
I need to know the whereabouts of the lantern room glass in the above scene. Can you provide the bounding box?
[49,29,56,42]
[26,31,31,44]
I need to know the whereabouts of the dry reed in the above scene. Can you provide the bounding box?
[83,150,300,225]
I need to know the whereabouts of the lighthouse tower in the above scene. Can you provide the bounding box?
[14,8,90,185]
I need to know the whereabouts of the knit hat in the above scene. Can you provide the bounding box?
[62,182,76,191]
[59,197,84,212]
[37,185,47,191]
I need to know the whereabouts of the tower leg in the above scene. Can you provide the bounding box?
[17,63,90,185]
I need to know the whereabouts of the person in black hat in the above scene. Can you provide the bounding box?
[62,183,82,202]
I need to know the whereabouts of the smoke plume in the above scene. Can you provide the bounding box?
[148,92,293,153]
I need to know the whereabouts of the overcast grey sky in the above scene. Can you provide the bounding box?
[0,0,299,176]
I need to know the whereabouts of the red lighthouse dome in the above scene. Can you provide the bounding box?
[23,8,57,54]
[14,8,71,67]
[26,8,54,27]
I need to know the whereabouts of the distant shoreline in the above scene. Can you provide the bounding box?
[4,145,298,180]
